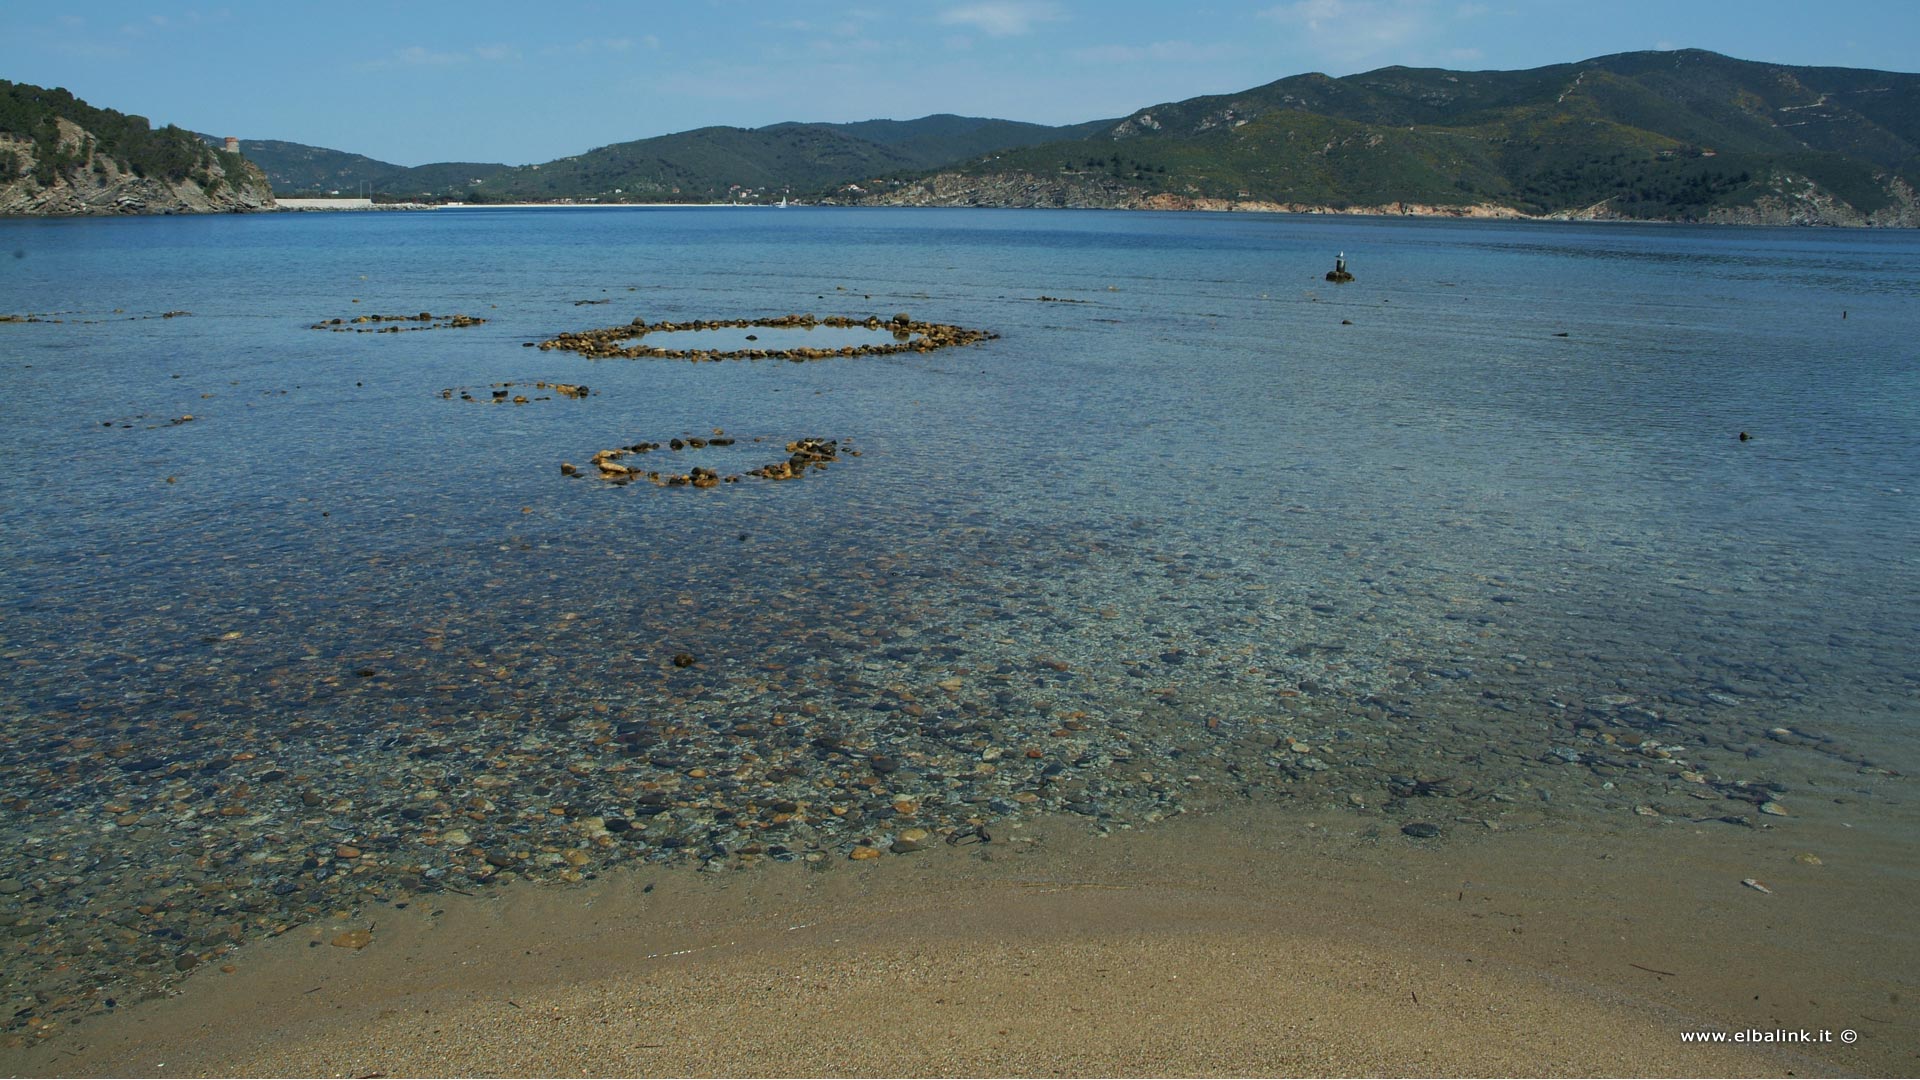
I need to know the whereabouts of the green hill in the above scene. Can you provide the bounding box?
[199,136,509,198]
[786,114,1111,168]
[855,50,1920,224]
[164,51,1920,224]
[217,114,1103,202]
[466,124,915,202]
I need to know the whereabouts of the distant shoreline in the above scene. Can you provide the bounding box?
[255,199,1917,227]
[440,202,771,210]
[271,199,782,212]
[5,198,1901,226]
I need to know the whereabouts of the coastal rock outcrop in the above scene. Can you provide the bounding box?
[0,84,274,216]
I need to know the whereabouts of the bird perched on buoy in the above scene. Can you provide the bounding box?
[1326,252,1353,283]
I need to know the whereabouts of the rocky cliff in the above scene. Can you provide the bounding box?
[1,102,274,216]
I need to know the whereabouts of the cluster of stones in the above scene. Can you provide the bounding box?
[3,310,189,324]
[747,437,843,480]
[309,312,487,333]
[98,413,195,429]
[537,312,995,362]
[440,381,591,404]
[562,434,853,488]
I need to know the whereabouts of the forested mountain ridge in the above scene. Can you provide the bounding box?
[14,49,1919,224]
[848,50,1920,225]
[216,115,1101,203]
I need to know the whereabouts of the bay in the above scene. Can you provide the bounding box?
[1,206,1915,1038]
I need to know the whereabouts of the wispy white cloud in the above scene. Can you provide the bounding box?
[49,38,132,61]
[392,45,467,67]
[936,2,1065,38]
[1070,40,1241,65]
[359,43,523,70]
[106,8,224,40]
[808,37,889,59]
[543,37,634,56]
[1258,0,1433,67]
[116,14,170,39]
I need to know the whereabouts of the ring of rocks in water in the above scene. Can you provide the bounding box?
[440,381,592,403]
[537,312,994,362]
[563,433,853,487]
[309,312,486,333]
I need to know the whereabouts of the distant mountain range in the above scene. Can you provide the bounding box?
[209,115,1105,203]
[205,50,1918,225]
[8,49,1916,223]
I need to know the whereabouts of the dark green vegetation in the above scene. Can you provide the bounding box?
[35,49,1918,222]
[471,124,917,203]
[911,50,1918,220]
[782,114,1110,168]
[2,80,252,194]
[196,137,511,199]
[219,114,1100,202]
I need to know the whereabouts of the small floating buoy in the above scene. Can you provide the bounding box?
[1738,431,1751,441]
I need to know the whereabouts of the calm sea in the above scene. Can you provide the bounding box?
[1,207,1916,1022]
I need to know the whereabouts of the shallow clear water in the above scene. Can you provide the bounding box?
[1,206,1916,1025]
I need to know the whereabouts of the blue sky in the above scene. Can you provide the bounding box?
[4,2,1915,166]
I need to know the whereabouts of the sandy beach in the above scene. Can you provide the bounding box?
[7,794,1911,1078]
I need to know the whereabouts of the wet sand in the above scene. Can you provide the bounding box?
[7,794,1913,1078]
